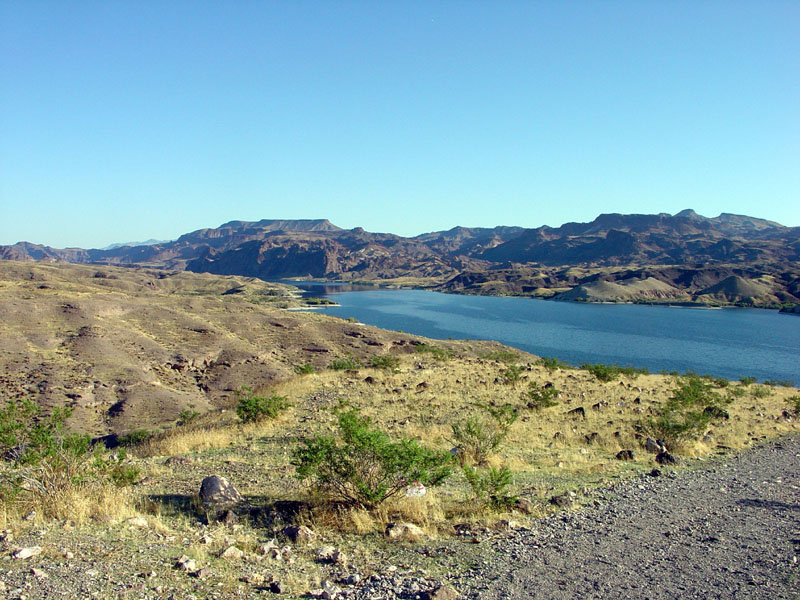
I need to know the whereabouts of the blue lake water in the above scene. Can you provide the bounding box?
[292,284,800,384]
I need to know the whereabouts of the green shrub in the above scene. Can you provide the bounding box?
[414,343,454,361]
[522,384,560,409]
[463,465,517,510]
[117,429,154,448]
[538,356,570,372]
[712,377,729,388]
[644,375,726,449]
[450,404,518,466]
[235,387,290,423]
[328,356,362,371]
[764,379,794,388]
[178,409,199,426]
[480,350,520,364]
[739,376,757,386]
[292,409,452,509]
[294,363,316,375]
[582,363,648,382]
[501,364,524,385]
[787,395,800,414]
[368,354,400,371]
[751,386,771,399]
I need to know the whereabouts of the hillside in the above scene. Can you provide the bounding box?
[2,210,799,307]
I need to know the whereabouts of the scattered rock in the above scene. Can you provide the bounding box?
[646,438,667,454]
[549,494,572,508]
[656,452,679,466]
[175,555,198,572]
[704,406,730,420]
[220,545,245,560]
[13,546,42,560]
[282,525,316,544]
[421,584,461,600]
[165,456,193,466]
[513,497,535,514]
[386,522,425,541]
[190,567,211,579]
[218,509,239,525]
[31,567,48,579]
[648,468,662,477]
[199,475,243,506]
[616,450,635,460]
[315,545,338,561]
[566,406,586,420]
[269,580,284,594]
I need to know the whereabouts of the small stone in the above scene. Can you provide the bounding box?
[655,451,679,466]
[199,475,243,506]
[549,494,572,508]
[645,438,666,454]
[281,525,315,544]
[190,567,211,579]
[320,579,341,599]
[648,468,662,477]
[218,509,239,525]
[175,555,197,572]
[269,581,284,594]
[220,546,245,560]
[31,568,48,579]
[315,545,338,561]
[345,574,362,585]
[199,534,213,545]
[126,517,149,528]
[242,573,265,585]
[386,522,425,541]
[616,450,634,461]
[421,584,461,600]
[13,547,42,560]
[513,497,534,514]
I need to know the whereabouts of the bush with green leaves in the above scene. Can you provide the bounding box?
[501,364,524,385]
[450,404,518,466]
[522,383,560,410]
[328,356,362,371]
[463,465,517,510]
[644,375,729,449]
[235,387,290,423]
[750,386,771,399]
[117,429,154,448]
[368,354,400,371]
[292,408,452,509]
[178,409,199,426]
[739,375,757,386]
[294,363,316,375]
[414,343,454,361]
[582,363,649,382]
[538,356,570,372]
[480,350,520,364]
[786,395,800,414]
[0,399,139,509]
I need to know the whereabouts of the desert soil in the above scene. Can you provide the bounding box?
[444,436,800,600]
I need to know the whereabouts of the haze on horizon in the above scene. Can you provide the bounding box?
[1,1,798,249]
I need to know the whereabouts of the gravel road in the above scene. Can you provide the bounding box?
[452,437,800,599]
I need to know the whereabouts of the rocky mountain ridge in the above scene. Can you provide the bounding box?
[2,210,798,307]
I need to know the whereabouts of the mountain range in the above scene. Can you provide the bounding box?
[3,210,799,307]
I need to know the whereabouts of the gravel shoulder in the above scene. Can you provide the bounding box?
[451,436,800,599]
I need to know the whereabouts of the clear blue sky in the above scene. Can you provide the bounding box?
[1,1,798,248]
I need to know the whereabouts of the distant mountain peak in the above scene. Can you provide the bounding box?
[675,209,702,219]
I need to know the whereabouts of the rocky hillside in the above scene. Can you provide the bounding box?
[2,210,798,307]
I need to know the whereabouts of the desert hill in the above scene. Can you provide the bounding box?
[2,210,798,307]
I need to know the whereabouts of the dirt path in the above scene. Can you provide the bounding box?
[451,437,800,599]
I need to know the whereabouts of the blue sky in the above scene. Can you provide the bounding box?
[1,1,798,248]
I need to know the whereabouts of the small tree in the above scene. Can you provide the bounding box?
[522,383,560,410]
[292,409,452,509]
[450,404,518,466]
[235,387,290,423]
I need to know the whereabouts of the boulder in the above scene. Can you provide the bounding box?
[656,451,679,466]
[386,522,425,541]
[645,438,666,454]
[549,494,572,508]
[199,475,242,506]
[13,546,42,560]
[421,584,461,600]
[282,525,316,543]
[616,450,635,461]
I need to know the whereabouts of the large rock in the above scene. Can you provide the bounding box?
[386,522,425,541]
[198,475,242,506]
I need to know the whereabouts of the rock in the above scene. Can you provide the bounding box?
[31,568,48,579]
[645,438,666,454]
[190,567,211,579]
[269,581,284,594]
[656,451,679,466]
[315,545,338,561]
[282,525,315,543]
[175,555,198,572]
[513,497,534,514]
[584,432,600,444]
[165,456,193,466]
[386,522,425,541]
[566,406,586,420]
[616,450,635,460]
[220,545,245,560]
[242,573,266,585]
[218,509,239,525]
[320,579,342,599]
[549,494,572,508]
[648,468,662,477]
[126,517,149,528]
[345,573,362,585]
[421,584,461,600]
[704,406,730,420]
[13,546,42,560]
[363,376,376,384]
[199,475,243,506]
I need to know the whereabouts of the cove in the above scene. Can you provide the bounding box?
[292,284,800,384]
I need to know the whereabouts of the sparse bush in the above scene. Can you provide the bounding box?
[739,376,757,386]
[764,379,794,388]
[117,429,154,448]
[450,404,518,466]
[712,377,729,388]
[368,354,400,371]
[463,465,517,510]
[643,375,727,449]
[328,356,362,371]
[538,356,570,372]
[480,350,520,364]
[235,387,290,423]
[415,343,454,361]
[294,363,316,375]
[582,363,648,382]
[522,383,560,409]
[787,395,800,414]
[501,364,524,385]
[292,408,453,509]
[751,386,771,399]
[178,409,199,426]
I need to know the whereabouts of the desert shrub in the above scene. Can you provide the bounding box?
[739,376,757,386]
[292,409,452,509]
[764,379,794,388]
[235,387,290,423]
[463,465,517,510]
[415,343,454,361]
[178,409,199,426]
[712,377,729,388]
[644,375,727,449]
[328,356,362,371]
[450,404,518,466]
[787,396,800,414]
[522,383,560,410]
[538,356,570,372]
[582,363,649,382]
[368,354,400,371]
[480,350,521,364]
[501,364,524,385]
[750,386,771,399]
[0,399,139,517]
[294,363,316,375]
[117,429,154,448]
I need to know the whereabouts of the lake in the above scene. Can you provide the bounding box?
[291,283,800,384]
